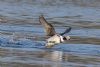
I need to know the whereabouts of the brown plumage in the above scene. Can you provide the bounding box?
[39,15,56,36]
[39,15,72,37]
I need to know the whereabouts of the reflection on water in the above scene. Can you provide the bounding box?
[50,51,63,61]
[0,46,100,67]
[0,0,100,67]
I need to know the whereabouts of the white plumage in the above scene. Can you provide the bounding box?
[46,34,70,48]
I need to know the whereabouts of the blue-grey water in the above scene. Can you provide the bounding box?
[0,0,100,67]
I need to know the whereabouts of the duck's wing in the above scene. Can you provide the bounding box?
[60,26,71,35]
[39,15,56,36]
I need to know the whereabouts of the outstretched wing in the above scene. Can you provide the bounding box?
[39,15,56,36]
[60,26,71,35]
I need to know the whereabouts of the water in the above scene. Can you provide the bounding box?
[0,0,100,67]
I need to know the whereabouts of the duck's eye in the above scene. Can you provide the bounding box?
[63,37,66,40]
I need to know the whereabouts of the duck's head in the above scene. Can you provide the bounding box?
[63,36,70,41]
[60,35,70,43]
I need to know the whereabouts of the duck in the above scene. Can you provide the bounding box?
[39,15,71,48]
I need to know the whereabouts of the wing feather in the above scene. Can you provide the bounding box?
[39,15,56,36]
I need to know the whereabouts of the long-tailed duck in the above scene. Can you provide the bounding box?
[39,15,71,48]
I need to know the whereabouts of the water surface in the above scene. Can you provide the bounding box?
[0,0,100,67]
